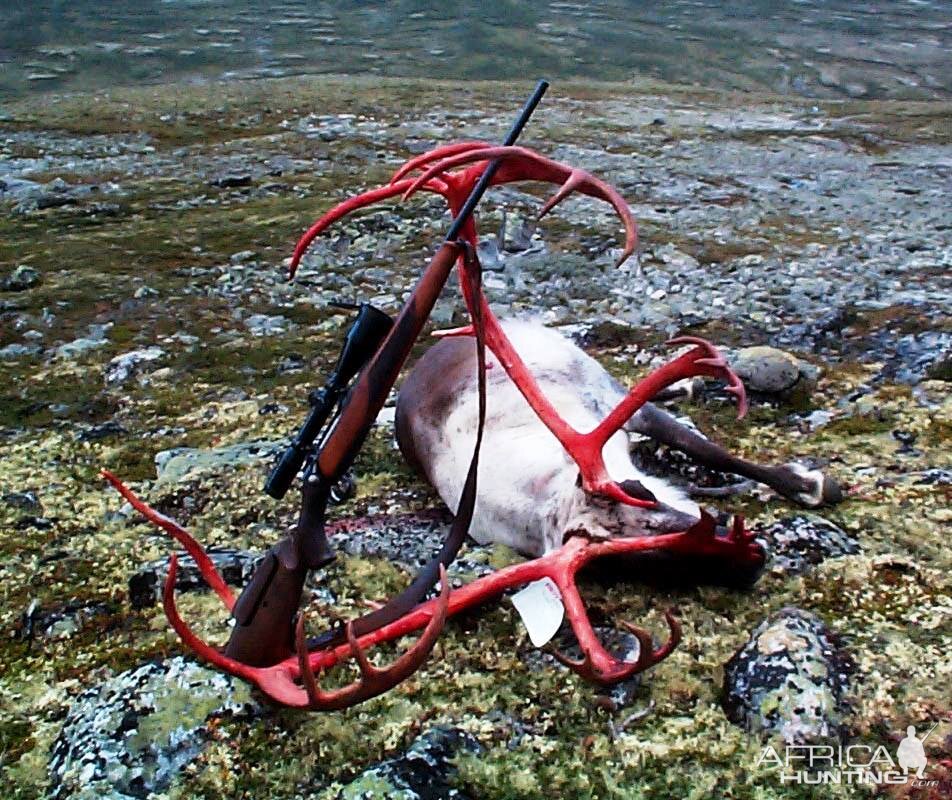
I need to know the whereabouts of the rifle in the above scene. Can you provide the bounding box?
[225,80,549,667]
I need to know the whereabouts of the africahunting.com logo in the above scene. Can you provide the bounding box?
[756,723,940,788]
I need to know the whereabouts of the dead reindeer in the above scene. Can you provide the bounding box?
[397,319,842,560]
[103,136,840,708]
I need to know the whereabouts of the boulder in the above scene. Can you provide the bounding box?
[754,515,860,576]
[731,346,812,394]
[48,658,259,800]
[104,347,165,385]
[154,439,282,484]
[2,265,41,291]
[722,607,852,743]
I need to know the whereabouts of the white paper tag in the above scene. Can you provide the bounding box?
[511,577,564,648]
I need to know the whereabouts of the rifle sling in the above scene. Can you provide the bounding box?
[310,243,488,648]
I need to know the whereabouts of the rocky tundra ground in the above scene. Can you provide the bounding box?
[0,76,949,799]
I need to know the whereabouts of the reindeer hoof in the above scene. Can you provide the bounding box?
[819,475,843,506]
[784,463,843,508]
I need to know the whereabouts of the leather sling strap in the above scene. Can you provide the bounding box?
[310,242,488,647]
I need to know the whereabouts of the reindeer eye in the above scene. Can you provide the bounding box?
[618,479,657,503]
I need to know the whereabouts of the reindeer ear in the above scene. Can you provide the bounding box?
[618,479,657,503]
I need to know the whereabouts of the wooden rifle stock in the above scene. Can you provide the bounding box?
[225,240,461,665]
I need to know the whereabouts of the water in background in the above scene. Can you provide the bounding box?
[1,0,950,100]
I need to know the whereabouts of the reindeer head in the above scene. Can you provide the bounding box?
[561,474,701,547]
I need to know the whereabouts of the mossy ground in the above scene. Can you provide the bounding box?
[0,76,949,799]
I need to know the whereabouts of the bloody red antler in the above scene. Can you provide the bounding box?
[435,324,748,509]
[289,141,637,277]
[293,565,450,710]
[289,176,451,278]
[398,143,637,266]
[106,471,761,702]
[102,328,763,705]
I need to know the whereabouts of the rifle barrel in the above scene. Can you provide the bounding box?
[444,79,548,243]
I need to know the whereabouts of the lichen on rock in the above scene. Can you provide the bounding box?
[722,607,853,743]
[335,727,481,800]
[754,514,860,576]
[48,658,260,800]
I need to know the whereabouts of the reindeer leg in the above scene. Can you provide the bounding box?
[629,403,842,507]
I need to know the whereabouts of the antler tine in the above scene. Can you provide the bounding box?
[545,564,679,686]
[400,145,637,266]
[389,141,493,183]
[102,470,235,611]
[292,141,640,281]
[592,337,749,457]
[552,609,682,686]
[295,613,323,706]
[162,553,265,685]
[667,336,748,419]
[536,169,592,219]
[293,565,452,710]
[549,633,650,686]
[549,646,588,673]
[670,510,765,567]
[620,609,682,669]
[288,176,450,277]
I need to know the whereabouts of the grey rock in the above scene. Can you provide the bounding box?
[3,490,41,511]
[17,599,112,642]
[0,342,41,359]
[2,265,41,291]
[0,176,43,203]
[755,515,860,576]
[333,510,493,580]
[49,657,259,800]
[36,191,76,210]
[913,468,951,485]
[210,172,252,188]
[105,347,165,385]
[229,249,256,264]
[76,421,127,442]
[732,346,810,394]
[334,727,480,800]
[799,409,834,430]
[722,607,852,743]
[128,486,351,610]
[155,439,282,483]
[276,352,306,373]
[129,548,264,609]
[55,337,107,359]
[244,313,290,336]
[55,324,112,360]
[876,330,951,385]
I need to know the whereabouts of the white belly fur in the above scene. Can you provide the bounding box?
[402,320,697,556]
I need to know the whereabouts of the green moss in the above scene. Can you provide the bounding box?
[821,411,895,438]
[0,718,35,769]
